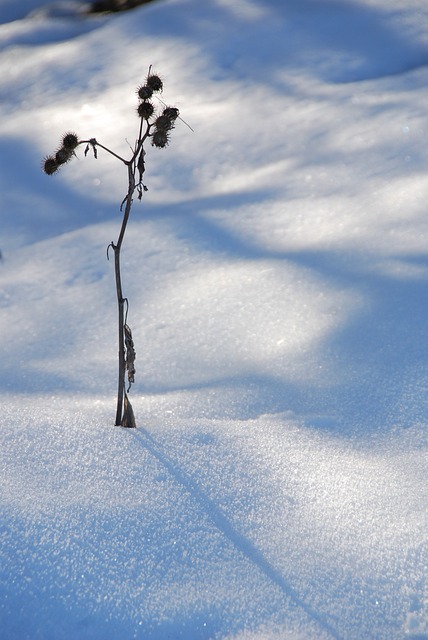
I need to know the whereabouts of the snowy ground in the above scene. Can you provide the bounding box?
[0,0,427,638]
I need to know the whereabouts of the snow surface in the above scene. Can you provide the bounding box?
[0,0,427,638]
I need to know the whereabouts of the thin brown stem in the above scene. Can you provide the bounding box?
[79,138,128,164]
[85,126,150,426]
[113,162,136,426]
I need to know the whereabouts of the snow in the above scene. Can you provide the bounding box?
[0,0,427,638]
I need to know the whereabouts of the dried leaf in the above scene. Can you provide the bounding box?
[121,393,136,428]
[137,148,146,178]
[124,323,136,392]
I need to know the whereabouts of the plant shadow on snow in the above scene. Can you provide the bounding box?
[134,427,344,640]
[0,409,349,640]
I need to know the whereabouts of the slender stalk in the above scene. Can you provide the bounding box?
[113,163,135,426]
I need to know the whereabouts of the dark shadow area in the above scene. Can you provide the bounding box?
[119,0,428,84]
[136,200,428,436]
[2,0,428,83]
[0,19,101,51]
[0,1,102,40]
[0,0,51,23]
[293,249,428,433]
[0,136,118,250]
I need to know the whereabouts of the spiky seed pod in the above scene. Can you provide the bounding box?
[137,85,153,100]
[55,146,73,165]
[162,106,179,121]
[137,100,154,120]
[62,132,79,150]
[146,74,163,92]
[43,156,59,175]
[154,114,174,131]
[152,129,170,148]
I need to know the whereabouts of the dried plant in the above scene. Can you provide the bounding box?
[43,68,180,427]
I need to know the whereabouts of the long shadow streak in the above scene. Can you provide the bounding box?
[133,428,343,640]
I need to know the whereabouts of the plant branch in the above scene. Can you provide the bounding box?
[80,138,128,164]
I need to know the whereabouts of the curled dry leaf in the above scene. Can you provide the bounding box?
[124,323,136,391]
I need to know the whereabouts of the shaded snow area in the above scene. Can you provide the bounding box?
[0,0,427,638]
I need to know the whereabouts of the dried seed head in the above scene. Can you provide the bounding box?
[62,132,79,150]
[154,114,173,131]
[152,129,170,148]
[146,74,163,92]
[43,155,59,175]
[137,85,153,100]
[55,146,73,165]
[137,100,155,120]
[162,106,179,121]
